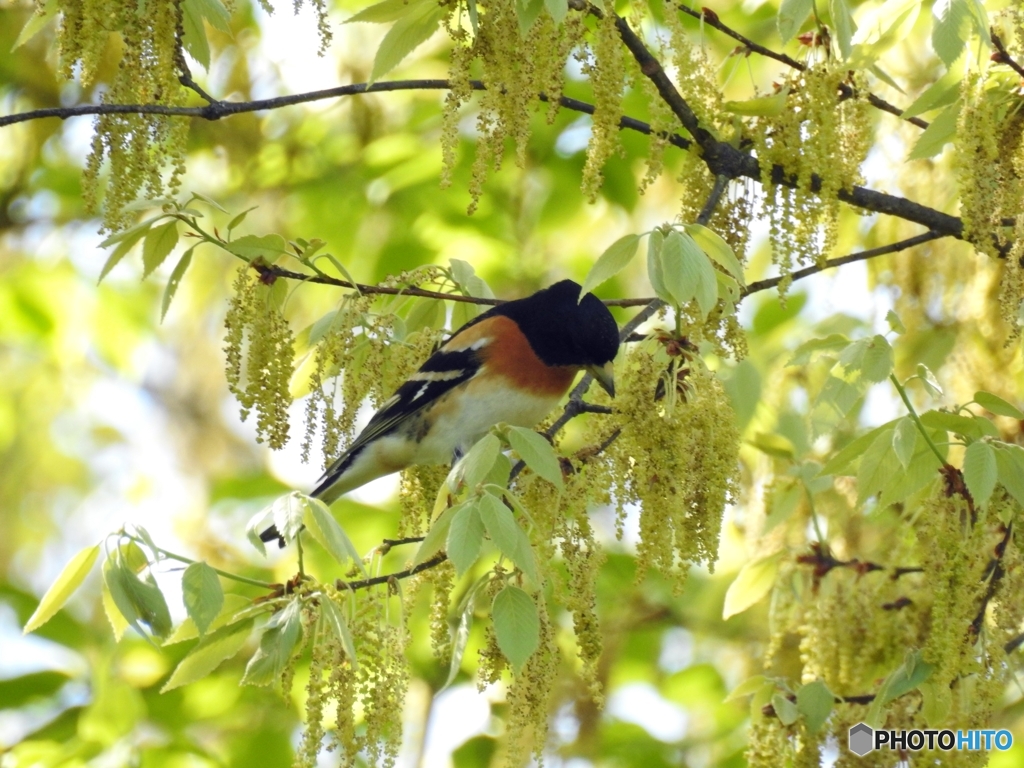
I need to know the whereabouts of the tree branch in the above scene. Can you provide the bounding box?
[338,552,449,592]
[740,230,949,297]
[676,5,928,129]
[991,32,1024,81]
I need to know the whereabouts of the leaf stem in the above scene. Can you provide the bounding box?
[889,374,947,467]
[128,535,275,589]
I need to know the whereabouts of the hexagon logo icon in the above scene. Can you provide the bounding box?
[849,722,874,756]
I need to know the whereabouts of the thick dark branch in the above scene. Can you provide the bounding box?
[991,33,1024,81]
[675,5,928,129]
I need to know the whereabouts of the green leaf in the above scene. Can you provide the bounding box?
[414,502,461,565]
[245,507,270,557]
[99,227,149,282]
[660,230,693,306]
[181,562,223,636]
[491,586,539,674]
[857,427,899,505]
[510,523,540,585]
[772,693,800,726]
[847,334,893,383]
[778,0,814,43]
[829,0,856,58]
[994,444,1024,508]
[920,409,988,440]
[749,432,796,459]
[455,433,502,490]
[892,417,917,469]
[579,234,641,299]
[869,651,934,727]
[908,101,960,160]
[915,364,943,397]
[902,62,963,119]
[478,492,520,564]
[974,391,1024,419]
[227,206,257,233]
[303,497,367,574]
[725,675,768,702]
[963,441,997,507]
[723,88,790,117]
[226,233,288,262]
[161,247,195,321]
[682,232,719,319]
[104,557,172,640]
[318,595,357,668]
[13,0,57,49]
[443,580,485,690]
[368,0,446,84]
[544,0,567,24]
[932,0,972,67]
[142,221,179,277]
[885,309,906,334]
[271,492,308,544]
[796,680,835,733]
[23,545,100,633]
[161,619,254,692]
[165,593,252,644]
[507,426,563,489]
[447,502,485,576]
[787,334,850,366]
[646,229,671,304]
[878,432,945,509]
[181,0,212,69]
[516,0,544,36]
[242,599,303,686]
[684,224,746,286]
[723,552,782,619]
[347,0,430,23]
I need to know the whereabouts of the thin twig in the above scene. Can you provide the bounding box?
[740,230,948,297]
[339,552,448,591]
[676,5,928,129]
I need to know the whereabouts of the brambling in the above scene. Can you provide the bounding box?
[261,279,619,543]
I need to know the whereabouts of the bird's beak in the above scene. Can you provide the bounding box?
[587,361,616,398]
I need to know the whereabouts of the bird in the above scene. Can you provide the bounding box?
[260,278,620,543]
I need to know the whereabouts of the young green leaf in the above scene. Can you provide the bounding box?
[507,426,562,489]
[796,679,834,733]
[829,0,856,58]
[23,544,100,634]
[861,335,894,383]
[962,441,997,507]
[271,492,307,544]
[242,599,303,686]
[302,497,368,574]
[915,364,943,397]
[478,492,520,564]
[181,0,213,69]
[442,580,484,690]
[99,226,150,282]
[902,62,963,119]
[857,427,900,505]
[973,391,1024,420]
[13,0,57,49]
[347,0,430,23]
[579,234,641,299]
[368,0,447,84]
[787,334,851,366]
[544,0,568,24]
[491,585,539,674]
[892,416,918,469]
[931,0,972,67]
[181,562,223,636]
[908,101,960,160]
[101,577,130,641]
[778,0,814,43]
[447,502,485,576]
[455,433,502,490]
[772,693,800,726]
[723,89,790,116]
[684,223,745,285]
[994,444,1024,507]
[723,552,782,619]
[318,595,358,668]
[414,502,461,566]
[672,231,718,318]
[245,506,271,557]
[646,229,671,304]
[725,674,768,702]
[510,523,540,585]
[885,309,906,334]
[142,221,180,277]
[161,618,254,692]
[161,247,195,321]
[165,593,252,644]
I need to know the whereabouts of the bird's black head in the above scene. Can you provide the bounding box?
[492,279,620,394]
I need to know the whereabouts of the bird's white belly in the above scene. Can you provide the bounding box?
[411,384,561,465]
